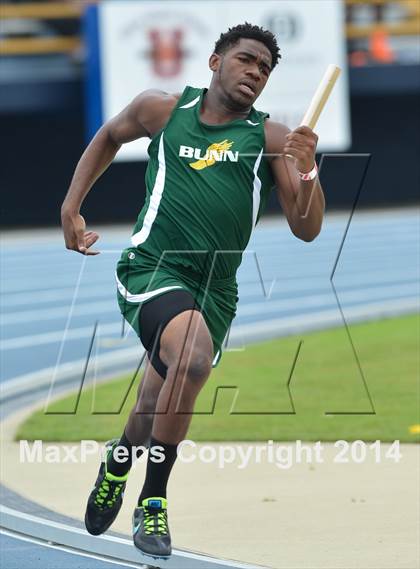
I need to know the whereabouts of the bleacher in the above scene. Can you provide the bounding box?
[346,0,420,38]
[0,2,84,55]
[0,0,419,56]
[1,1,418,224]
[0,1,419,112]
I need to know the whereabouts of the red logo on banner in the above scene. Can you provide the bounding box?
[148,28,184,78]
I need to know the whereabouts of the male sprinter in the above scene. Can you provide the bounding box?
[61,23,324,558]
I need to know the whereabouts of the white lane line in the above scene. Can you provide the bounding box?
[2,276,418,325]
[1,296,418,351]
[3,232,417,274]
[2,228,415,266]
[236,283,419,317]
[2,215,418,258]
[243,245,418,260]
[239,274,420,300]
[2,273,113,294]
[0,346,143,400]
[2,280,418,328]
[3,256,418,305]
[1,301,119,325]
[3,237,417,278]
[1,321,127,350]
[1,212,417,258]
[239,274,419,296]
[0,529,146,568]
[4,287,114,308]
[2,245,417,283]
[3,236,418,289]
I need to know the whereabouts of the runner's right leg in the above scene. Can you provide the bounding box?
[108,358,165,475]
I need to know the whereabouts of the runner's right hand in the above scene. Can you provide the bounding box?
[61,212,100,255]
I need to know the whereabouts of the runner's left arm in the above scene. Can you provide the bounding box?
[265,120,325,242]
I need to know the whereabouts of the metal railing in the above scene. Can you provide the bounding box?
[346,0,420,38]
[0,2,83,55]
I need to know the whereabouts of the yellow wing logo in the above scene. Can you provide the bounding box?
[189,139,234,170]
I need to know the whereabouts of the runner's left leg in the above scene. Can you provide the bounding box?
[133,309,213,557]
[138,308,213,502]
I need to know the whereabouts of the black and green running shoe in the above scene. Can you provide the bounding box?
[132,497,172,558]
[84,439,128,536]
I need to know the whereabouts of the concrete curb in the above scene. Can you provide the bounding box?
[0,505,265,569]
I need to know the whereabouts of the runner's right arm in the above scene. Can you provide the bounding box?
[61,90,177,255]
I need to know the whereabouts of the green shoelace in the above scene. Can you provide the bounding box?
[94,478,124,509]
[143,507,169,536]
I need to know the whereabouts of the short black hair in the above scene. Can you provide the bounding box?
[214,22,280,70]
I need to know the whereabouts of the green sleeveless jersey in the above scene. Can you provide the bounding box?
[130,85,274,280]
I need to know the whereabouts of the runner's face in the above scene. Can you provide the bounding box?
[216,38,272,108]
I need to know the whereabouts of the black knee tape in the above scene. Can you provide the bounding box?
[139,289,200,380]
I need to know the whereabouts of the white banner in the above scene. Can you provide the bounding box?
[99,0,351,161]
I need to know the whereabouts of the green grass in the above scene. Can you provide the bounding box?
[17,314,420,443]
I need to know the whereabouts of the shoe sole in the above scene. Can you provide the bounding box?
[133,542,172,560]
[84,514,110,536]
[85,509,119,536]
